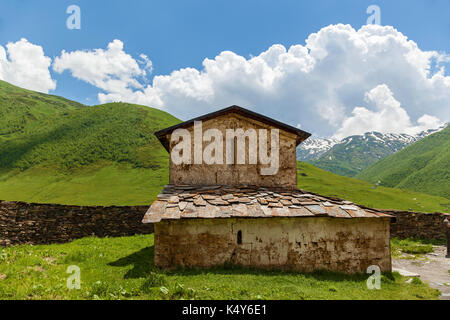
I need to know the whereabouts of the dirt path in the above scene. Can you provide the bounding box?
[392,246,450,300]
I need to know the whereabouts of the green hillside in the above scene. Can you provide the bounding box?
[0,81,180,205]
[297,162,449,213]
[0,80,448,212]
[0,80,83,140]
[356,126,450,199]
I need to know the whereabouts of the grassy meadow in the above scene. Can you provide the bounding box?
[0,234,440,300]
[297,162,450,213]
[390,237,445,259]
[0,163,168,205]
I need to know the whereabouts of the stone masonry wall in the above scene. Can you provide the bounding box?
[0,200,152,246]
[154,217,392,273]
[382,210,449,240]
[0,199,447,247]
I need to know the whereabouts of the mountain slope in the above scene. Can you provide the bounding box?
[0,80,448,211]
[295,138,339,161]
[0,80,84,140]
[297,126,447,177]
[0,102,180,204]
[0,102,178,170]
[0,81,181,204]
[309,132,418,177]
[297,162,449,213]
[356,126,450,199]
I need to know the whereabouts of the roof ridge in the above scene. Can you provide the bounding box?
[154,105,311,152]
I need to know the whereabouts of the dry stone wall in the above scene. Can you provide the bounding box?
[0,200,448,247]
[384,210,448,240]
[0,200,152,246]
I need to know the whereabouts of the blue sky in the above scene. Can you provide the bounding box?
[0,0,449,137]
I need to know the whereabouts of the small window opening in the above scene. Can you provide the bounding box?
[237,230,242,245]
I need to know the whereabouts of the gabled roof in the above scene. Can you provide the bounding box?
[155,105,311,152]
[142,184,392,223]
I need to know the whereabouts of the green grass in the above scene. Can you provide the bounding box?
[356,126,450,199]
[0,81,180,205]
[0,234,439,300]
[0,102,178,171]
[297,162,450,213]
[0,163,168,205]
[390,238,442,258]
[0,80,83,140]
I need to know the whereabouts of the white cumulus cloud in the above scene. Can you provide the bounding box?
[0,38,56,93]
[334,84,444,139]
[53,24,450,137]
[53,39,152,97]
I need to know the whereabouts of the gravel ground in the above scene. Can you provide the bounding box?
[392,246,450,300]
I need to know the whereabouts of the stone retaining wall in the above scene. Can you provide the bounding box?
[0,200,448,246]
[0,200,152,246]
[383,210,448,240]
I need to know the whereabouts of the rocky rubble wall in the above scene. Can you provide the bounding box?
[0,200,152,246]
[385,210,448,240]
[0,200,448,246]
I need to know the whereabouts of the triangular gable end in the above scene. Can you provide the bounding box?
[155,105,311,152]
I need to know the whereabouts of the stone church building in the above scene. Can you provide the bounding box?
[142,105,392,273]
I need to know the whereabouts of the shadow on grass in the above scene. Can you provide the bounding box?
[165,265,396,283]
[108,245,395,283]
[108,246,155,278]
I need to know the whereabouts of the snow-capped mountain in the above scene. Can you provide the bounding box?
[297,123,448,177]
[296,138,340,161]
[414,124,448,140]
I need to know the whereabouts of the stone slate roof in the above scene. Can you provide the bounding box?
[154,105,312,152]
[142,185,392,223]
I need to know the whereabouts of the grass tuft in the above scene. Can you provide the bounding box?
[390,237,443,258]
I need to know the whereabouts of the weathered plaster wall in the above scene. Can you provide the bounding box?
[0,200,152,246]
[167,113,298,188]
[154,217,392,273]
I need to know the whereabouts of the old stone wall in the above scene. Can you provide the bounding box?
[154,217,392,273]
[382,210,449,240]
[1,199,447,247]
[0,200,152,246]
[167,113,298,188]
